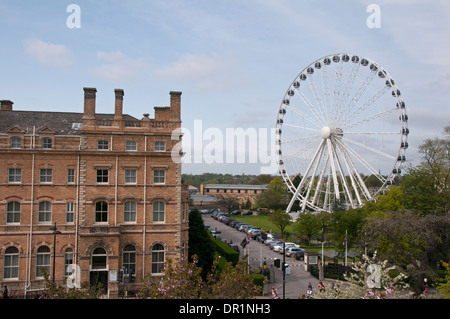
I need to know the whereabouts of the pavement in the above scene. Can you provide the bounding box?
[203,214,320,299]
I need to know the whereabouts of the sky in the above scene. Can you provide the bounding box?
[0,0,449,176]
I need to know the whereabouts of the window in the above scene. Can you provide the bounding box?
[42,138,52,149]
[6,201,20,224]
[125,140,137,151]
[10,137,21,148]
[40,168,52,183]
[64,248,74,276]
[3,247,19,279]
[124,202,136,223]
[91,248,107,270]
[38,201,52,223]
[153,201,165,222]
[122,244,136,276]
[67,169,75,183]
[97,140,109,150]
[96,169,108,183]
[151,244,165,274]
[66,202,74,223]
[95,201,108,223]
[153,170,165,184]
[36,246,51,278]
[155,141,166,151]
[8,168,21,183]
[125,169,136,184]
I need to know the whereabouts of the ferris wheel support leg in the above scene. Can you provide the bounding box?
[326,139,340,201]
[286,139,325,213]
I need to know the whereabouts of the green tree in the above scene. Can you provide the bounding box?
[188,209,215,278]
[268,209,292,238]
[294,212,321,245]
[255,176,288,210]
[400,125,449,215]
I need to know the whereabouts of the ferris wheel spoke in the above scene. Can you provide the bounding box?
[339,68,377,124]
[338,61,361,117]
[282,123,321,133]
[342,136,397,160]
[307,72,329,125]
[340,85,391,127]
[343,106,398,131]
[283,138,320,163]
[286,104,323,128]
[294,88,326,127]
[281,134,321,145]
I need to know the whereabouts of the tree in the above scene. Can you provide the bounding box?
[255,176,289,210]
[268,209,292,238]
[188,209,215,278]
[217,195,240,213]
[316,252,412,299]
[362,210,450,295]
[294,212,321,245]
[400,125,449,215]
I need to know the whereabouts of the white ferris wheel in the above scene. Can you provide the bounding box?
[276,53,409,214]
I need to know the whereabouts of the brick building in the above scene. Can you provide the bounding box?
[0,88,189,298]
[199,184,267,207]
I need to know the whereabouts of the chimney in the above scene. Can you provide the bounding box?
[169,91,182,120]
[83,87,97,119]
[0,100,13,111]
[114,89,124,120]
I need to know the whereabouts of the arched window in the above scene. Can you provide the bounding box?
[38,201,52,223]
[91,247,107,270]
[36,246,51,278]
[124,201,136,223]
[64,248,74,276]
[95,201,108,223]
[122,244,136,276]
[151,244,165,274]
[6,201,20,224]
[3,247,19,279]
[152,201,165,222]
[10,137,21,148]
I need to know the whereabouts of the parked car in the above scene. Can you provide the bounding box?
[230,210,241,215]
[285,247,304,257]
[293,250,305,260]
[272,242,285,252]
[242,211,253,215]
[228,244,240,253]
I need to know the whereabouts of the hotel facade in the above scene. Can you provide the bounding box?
[0,88,189,298]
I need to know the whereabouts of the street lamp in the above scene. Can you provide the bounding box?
[50,222,61,283]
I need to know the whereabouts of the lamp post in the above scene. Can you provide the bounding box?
[50,222,61,283]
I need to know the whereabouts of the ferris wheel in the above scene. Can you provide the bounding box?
[276,53,409,214]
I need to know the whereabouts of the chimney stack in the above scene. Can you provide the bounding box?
[114,89,124,120]
[83,88,97,119]
[0,100,13,111]
[169,91,182,120]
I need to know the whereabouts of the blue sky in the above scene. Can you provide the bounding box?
[1,0,449,175]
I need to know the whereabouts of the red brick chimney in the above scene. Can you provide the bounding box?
[169,91,182,120]
[114,89,124,120]
[0,100,13,111]
[83,87,97,120]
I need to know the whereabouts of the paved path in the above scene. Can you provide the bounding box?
[203,214,319,299]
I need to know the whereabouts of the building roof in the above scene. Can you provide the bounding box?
[0,110,137,135]
[203,184,268,190]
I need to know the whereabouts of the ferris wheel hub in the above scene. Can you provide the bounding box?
[320,126,331,139]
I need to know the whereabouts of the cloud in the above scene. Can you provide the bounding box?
[93,51,150,84]
[23,38,73,67]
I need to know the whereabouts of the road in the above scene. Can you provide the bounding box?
[202,214,319,299]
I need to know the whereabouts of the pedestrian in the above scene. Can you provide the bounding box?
[3,286,8,299]
[318,280,325,292]
[307,282,313,296]
[271,286,280,299]
[423,278,429,295]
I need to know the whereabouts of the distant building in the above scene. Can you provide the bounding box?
[200,184,267,207]
[0,89,188,298]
